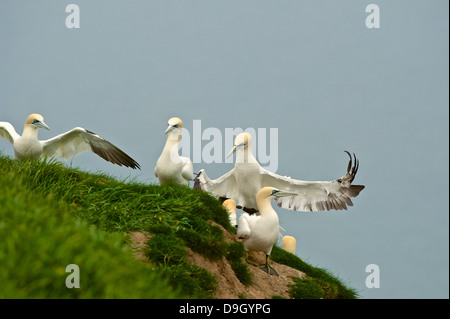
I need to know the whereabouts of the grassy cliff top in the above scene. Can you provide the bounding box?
[0,153,357,299]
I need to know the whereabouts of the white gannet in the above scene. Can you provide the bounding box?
[194,132,365,213]
[281,235,297,255]
[237,187,297,275]
[222,199,237,227]
[154,117,193,186]
[0,113,140,169]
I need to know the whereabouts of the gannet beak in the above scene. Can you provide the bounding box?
[36,121,50,131]
[226,145,237,159]
[165,125,174,135]
[274,190,297,198]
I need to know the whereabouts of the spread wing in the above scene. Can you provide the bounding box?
[0,122,20,144]
[260,152,364,212]
[41,127,140,169]
[193,168,237,200]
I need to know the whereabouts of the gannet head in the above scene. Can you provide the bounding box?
[165,117,183,135]
[227,132,252,158]
[257,187,297,203]
[222,199,237,212]
[25,114,50,131]
[282,235,296,254]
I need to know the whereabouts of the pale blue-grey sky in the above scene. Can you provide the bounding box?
[1,1,448,298]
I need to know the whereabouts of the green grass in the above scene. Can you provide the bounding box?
[271,246,358,298]
[0,153,357,298]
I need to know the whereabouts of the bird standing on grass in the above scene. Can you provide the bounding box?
[0,113,140,169]
[237,187,297,276]
[154,117,193,186]
[195,132,364,213]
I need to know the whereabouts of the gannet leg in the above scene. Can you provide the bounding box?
[259,255,279,276]
[244,251,258,266]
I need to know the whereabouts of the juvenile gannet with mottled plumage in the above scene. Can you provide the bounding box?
[222,199,237,227]
[238,187,297,275]
[0,113,140,169]
[154,117,194,186]
[194,132,364,213]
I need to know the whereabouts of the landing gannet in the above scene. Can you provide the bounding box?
[154,117,193,186]
[238,187,297,275]
[0,113,140,168]
[282,235,296,255]
[194,132,364,213]
[222,199,237,227]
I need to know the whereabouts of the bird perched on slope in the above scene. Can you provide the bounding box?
[0,113,140,169]
[282,235,297,255]
[154,117,193,186]
[194,132,364,213]
[222,199,237,228]
[237,187,297,276]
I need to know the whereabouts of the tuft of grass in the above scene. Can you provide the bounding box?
[271,245,358,299]
[225,243,252,286]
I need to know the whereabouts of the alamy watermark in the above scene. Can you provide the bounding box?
[365,264,380,288]
[170,120,279,172]
[65,264,80,288]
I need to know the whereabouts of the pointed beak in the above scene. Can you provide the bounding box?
[36,121,50,130]
[165,125,174,135]
[274,190,297,198]
[226,145,237,159]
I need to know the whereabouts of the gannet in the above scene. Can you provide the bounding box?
[194,132,365,213]
[237,187,297,275]
[222,199,237,227]
[282,235,296,255]
[0,113,140,168]
[154,117,193,186]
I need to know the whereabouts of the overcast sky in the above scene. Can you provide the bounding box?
[1,1,448,299]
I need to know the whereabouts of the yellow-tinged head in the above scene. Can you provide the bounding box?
[282,235,297,254]
[222,199,237,212]
[165,117,183,135]
[256,187,297,208]
[227,132,253,158]
[24,113,50,131]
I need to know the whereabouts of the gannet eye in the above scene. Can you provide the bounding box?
[271,190,279,195]
[32,119,40,124]
[174,124,179,128]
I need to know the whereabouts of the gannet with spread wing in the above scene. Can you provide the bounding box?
[154,117,194,186]
[0,113,140,169]
[194,132,364,213]
[237,187,297,275]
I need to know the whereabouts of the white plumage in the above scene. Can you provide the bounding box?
[195,132,364,213]
[0,113,140,169]
[154,117,194,186]
[237,186,297,275]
